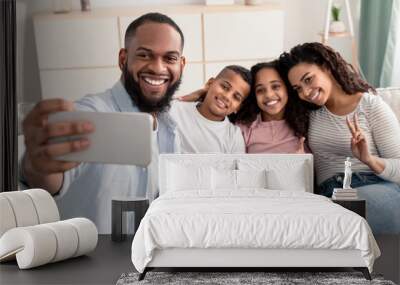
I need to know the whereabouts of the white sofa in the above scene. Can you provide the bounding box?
[377,87,400,122]
[372,88,400,284]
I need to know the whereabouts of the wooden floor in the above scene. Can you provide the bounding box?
[0,234,398,284]
[374,234,400,284]
[0,235,133,285]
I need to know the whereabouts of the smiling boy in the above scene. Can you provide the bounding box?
[170,65,251,153]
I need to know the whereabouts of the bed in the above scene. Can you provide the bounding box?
[131,154,380,280]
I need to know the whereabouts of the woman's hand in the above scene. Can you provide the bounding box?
[176,88,207,102]
[346,113,385,173]
[346,113,370,163]
[295,137,306,154]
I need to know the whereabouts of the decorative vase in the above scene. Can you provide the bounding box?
[80,0,91,12]
[329,21,346,33]
[245,0,265,5]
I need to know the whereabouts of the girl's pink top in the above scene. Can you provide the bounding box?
[238,114,307,154]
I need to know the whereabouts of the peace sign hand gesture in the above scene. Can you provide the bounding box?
[346,113,371,164]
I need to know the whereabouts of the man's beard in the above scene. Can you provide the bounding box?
[122,64,181,113]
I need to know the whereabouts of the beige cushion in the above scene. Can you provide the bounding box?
[377,87,400,122]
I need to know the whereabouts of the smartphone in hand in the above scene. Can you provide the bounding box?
[48,111,153,167]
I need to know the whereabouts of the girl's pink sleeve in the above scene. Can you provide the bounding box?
[238,123,251,146]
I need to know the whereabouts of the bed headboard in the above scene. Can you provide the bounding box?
[159,154,314,195]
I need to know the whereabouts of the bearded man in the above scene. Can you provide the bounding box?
[19,13,186,233]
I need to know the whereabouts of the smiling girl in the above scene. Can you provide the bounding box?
[234,61,309,154]
[279,42,400,234]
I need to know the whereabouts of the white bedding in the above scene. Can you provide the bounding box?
[131,190,380,273]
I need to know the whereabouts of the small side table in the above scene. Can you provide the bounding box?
[332,199,366,218]
[111,197,149,242]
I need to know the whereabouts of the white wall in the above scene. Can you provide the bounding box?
[16,0,360,103]
[282,0,360,62]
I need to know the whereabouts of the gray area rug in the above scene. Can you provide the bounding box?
[116,271,396,285]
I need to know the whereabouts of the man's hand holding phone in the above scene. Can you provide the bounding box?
[22,99,94,193]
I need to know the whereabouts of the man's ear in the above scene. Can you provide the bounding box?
[180,55,186,70]
[118,48,127,71]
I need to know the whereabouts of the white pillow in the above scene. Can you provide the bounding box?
[211,168,268,190]
[167,162,212,192]
[236,169,267,189]
[212,168,237,190]
[266,166,306,191]
[237,159,307,191]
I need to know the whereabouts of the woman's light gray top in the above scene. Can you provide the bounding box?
[308,92,400,185]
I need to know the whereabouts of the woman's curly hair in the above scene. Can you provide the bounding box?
[232,60,309,139]
[278,42,376,111]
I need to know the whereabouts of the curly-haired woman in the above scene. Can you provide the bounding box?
[279,42,400,234]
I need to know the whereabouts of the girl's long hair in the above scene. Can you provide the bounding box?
[233,61,309,139]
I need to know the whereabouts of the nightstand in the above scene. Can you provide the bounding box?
[332,199,366,218]
[111,197,149,242]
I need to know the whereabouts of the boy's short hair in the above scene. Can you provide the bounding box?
[217,65,252,86]
[124,12,184,50]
